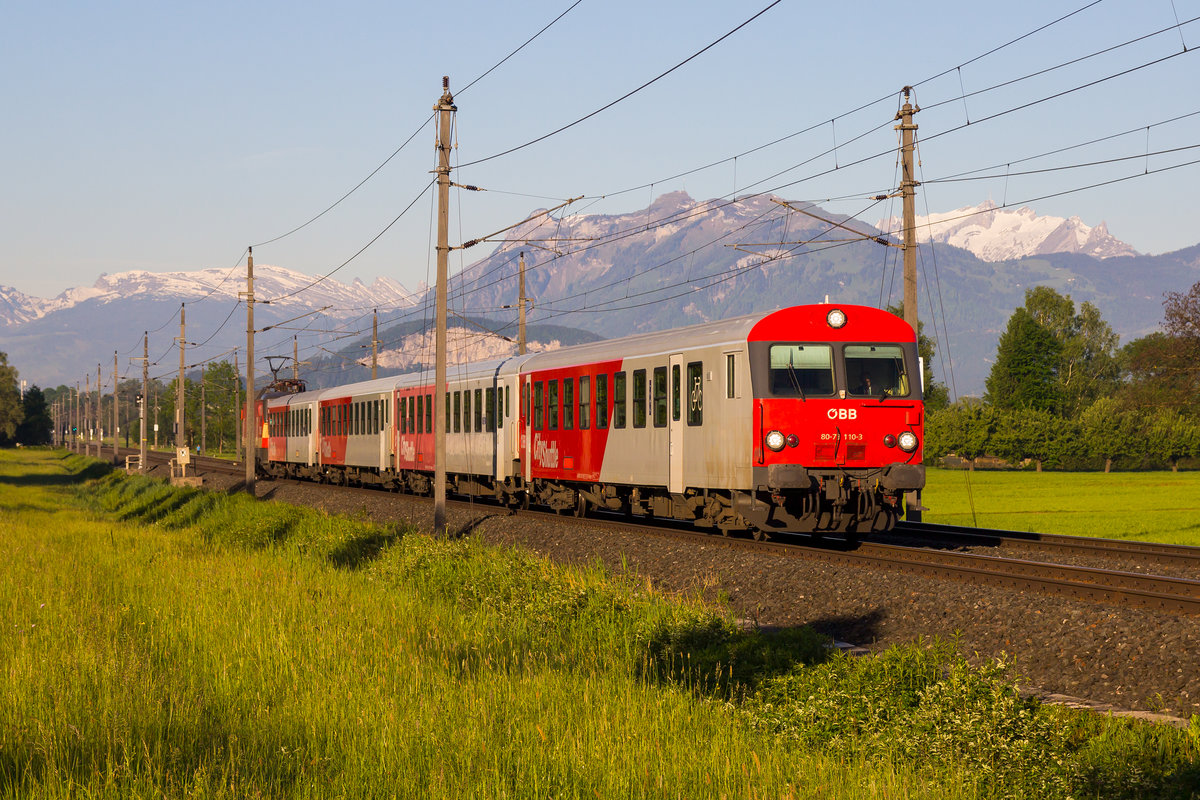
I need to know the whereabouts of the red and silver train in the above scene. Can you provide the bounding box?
[257,304,925,537]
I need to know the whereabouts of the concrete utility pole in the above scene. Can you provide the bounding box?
[896,86,920,334]
[518,251,528,355]
[200,363,206,454]
[113,351,120,463]
[96,364,101,445]
[176,304,186,449]
[895,86,922,523]
[84,373,90,445]
[371,309,379,379]
[234,349,241,456]
[293,337,299,382]
[243,249,256,492]
[74,382,80,451]
[140,332,148,473]
[433,76,455,536]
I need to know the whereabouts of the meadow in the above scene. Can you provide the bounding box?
[924,468,1200,544]
[1,449,1197,799]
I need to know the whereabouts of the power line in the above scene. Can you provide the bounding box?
[456,0,784,169]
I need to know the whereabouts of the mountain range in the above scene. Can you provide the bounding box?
[875,200,1138,262]
[3,192,1198,397]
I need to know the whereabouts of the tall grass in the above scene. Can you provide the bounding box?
[1,450,1197,798]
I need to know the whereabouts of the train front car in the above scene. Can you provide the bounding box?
[747,304,924,537]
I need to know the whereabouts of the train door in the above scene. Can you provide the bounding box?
[669,352,683,494]
[520,374,531,482]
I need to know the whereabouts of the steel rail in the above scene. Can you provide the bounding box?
[894,520,1200,569]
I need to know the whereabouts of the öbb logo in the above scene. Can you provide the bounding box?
[826,408,857,420]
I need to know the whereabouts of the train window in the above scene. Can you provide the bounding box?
[505,386,510,421]
[726,353,737,399]
[769,344,834,397]
[563,379,574,430]
[486,388,496,432]
[415,395,423,433]
[613,372,626,428]
[497,387,504,429]
[671,364,681,422]
[596,374,608,429]
[687,362,703,426]
[426,394,432,433]
[653,367,667,428]
[353,403,360,436]
[548,380,559,430]
[463,390,471,434]
[474,388,483,432]
[454,391,462,433]
[845,345,909,398]
[633,370,647,428]
[579,376,590,430]
[533,382,543,430]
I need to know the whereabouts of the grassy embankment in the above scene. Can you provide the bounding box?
[924,468,1200,544]
[1,449,1198,799]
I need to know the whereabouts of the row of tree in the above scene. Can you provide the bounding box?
[2,359,246,454]
[926,281,1200,471]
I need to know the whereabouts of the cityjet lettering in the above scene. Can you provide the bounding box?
[826,408,858,420]
[400,440,416,463]
[533,436,560,469]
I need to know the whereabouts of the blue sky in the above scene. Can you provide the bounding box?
[3,0,1198,299]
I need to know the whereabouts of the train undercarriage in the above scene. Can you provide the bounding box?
[258,457,924,541]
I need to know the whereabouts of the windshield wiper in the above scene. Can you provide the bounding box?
[786,364,807,402]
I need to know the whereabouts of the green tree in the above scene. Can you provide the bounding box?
[924,400,996,468]
[1022,287,1120,416]
[989,407,1065,471]
[0,353,22,445]
[1080,397,1146,473]
[985,308,1061,412]
[15,385,53,445]
[1145,409,1199,472]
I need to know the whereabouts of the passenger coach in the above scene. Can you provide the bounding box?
[260,303,925,538]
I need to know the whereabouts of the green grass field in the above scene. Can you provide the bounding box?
[924,468,1200,544]
[2,449,1198,799]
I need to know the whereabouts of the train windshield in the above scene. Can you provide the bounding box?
[845,345,910,398]
[768,344,834,397]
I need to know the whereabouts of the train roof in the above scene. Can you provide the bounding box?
[276,304,914,398]
[518,310,768,371]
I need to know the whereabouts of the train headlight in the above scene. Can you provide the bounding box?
[883,434,897,448]
[897,431,919,452]
[785,433,800,448]
[765,430,786,452]
[826,308,847,328]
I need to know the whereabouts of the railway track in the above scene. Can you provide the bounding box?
[892,520,1200,570]
[102,446,1200,616]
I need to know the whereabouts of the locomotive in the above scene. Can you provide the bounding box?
[259,303,925,538]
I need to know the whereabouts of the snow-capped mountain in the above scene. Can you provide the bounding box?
[875,200,1138,262]
[0,265,418,328]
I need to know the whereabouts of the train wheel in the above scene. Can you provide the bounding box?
[574,493,588,518]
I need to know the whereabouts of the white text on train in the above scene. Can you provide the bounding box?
[533,437,560,469]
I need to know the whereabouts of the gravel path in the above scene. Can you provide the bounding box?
[161,462,1200,722]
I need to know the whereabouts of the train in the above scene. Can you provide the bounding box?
[256,303,925,539]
